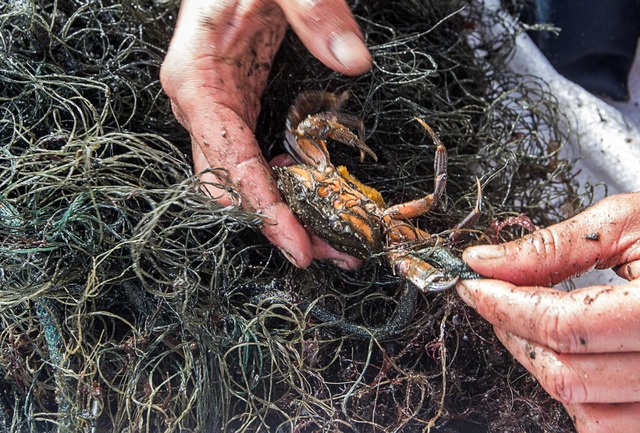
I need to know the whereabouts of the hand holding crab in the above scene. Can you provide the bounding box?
[275,91,482,292]
[160,0,371,269]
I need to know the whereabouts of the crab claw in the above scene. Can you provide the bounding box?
[390,252,459,292]
[424,275,460,292]
[284,91,378,171]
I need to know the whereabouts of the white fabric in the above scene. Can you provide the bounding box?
[480,1,640,286]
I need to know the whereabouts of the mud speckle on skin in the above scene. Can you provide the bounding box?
[584,232,599,241]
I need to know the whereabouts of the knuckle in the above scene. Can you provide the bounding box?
[528,227,559,259]
[537,304,562,349]
[520,227,566,284]
[537,303,583,353]
[542,362,587,404]
[236,153,266,172]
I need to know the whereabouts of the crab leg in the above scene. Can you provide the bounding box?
[449,177,483,242]
[383,119,448,220]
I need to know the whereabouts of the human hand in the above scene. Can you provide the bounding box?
[456,193,640,433]
[160,0,372,268]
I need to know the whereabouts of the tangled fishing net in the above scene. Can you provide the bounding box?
[1,0,587,431]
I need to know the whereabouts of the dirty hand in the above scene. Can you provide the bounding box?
[160,0,371,268]
[456,192,640,433]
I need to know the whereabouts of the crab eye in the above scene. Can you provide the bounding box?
[293,183,308,200]
[329,219,343,232]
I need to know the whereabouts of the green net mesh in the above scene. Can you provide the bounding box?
[0,0,586,431]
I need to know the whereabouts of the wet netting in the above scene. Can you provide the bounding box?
[0,0,587,432]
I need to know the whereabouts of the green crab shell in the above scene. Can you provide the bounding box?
[274,165,383,260]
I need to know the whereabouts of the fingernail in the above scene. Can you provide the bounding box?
[329,31,371,71]
[278,247,300,268]
[465,245,504,261]
[455,281,476,309]
[329,257,362,270]
[330,258,348,269]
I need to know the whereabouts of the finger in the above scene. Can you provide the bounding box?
[190,111,315,268]
[310,235,363,270]
[456,279,640,353]
[495,328,640,404]
[262,203,315,268]
[462,193,640,286]
[192,139,236,206]
[197,150,314,268]
[269,153,297,167]
[615,258,640,281]
[275,0,372,76]
[564,402,640,433]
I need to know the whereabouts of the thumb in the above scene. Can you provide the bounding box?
[274,0,372,76]
[463,193,640,286]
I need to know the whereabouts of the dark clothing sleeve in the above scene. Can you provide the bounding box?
[531,0,640,101]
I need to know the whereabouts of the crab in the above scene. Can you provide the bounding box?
[274,90,481,292]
